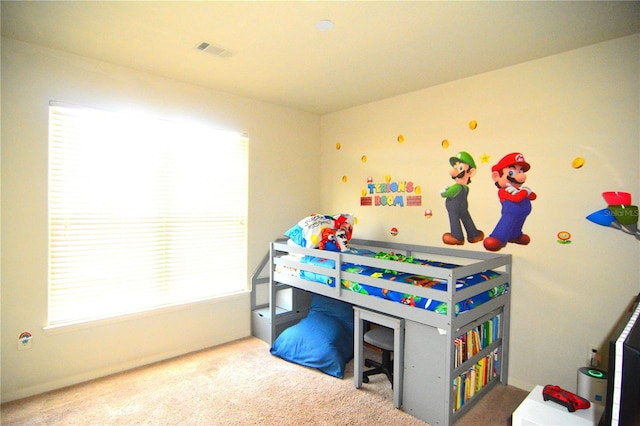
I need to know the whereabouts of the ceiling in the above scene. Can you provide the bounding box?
[2,1,639,115]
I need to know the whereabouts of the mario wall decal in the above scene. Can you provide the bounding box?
[440,152,484,245]
[483,152,536,252]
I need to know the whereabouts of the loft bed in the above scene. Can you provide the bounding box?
[256,237,511,426]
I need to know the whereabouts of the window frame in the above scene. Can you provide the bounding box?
[47,101,249,329]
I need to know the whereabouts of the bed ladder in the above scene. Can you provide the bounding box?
[250,249,271,312]
[250,240,311,345]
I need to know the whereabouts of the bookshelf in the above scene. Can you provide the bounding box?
[403,307,509,426]
[452,313,502,412]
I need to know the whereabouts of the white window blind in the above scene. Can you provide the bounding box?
[48,102,248,327]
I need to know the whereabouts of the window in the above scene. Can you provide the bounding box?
[48,102,248,327]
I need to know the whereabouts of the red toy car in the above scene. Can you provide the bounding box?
[542,385,591,412]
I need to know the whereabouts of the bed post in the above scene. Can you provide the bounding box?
[268,242,276,346]
[500,254,512,385]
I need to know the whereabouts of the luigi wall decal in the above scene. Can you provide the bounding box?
[440,151,484,245]
[483,152,536,252]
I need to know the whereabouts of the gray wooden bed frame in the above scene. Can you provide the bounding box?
[252,238,511,426]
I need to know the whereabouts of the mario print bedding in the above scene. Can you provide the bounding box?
[298,250,508,316]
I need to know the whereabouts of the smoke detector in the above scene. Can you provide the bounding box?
[197,42,235,59]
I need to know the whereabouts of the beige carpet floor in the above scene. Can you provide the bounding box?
[1,336,527,425]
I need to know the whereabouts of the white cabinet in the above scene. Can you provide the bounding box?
[512,385,604,426]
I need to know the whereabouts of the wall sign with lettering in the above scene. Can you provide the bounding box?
[360,176,422,207]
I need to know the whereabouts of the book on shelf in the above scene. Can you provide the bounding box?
[453,314,502,369]
[453,348,501,413]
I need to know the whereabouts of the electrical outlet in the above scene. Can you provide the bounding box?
[588,344,599,367]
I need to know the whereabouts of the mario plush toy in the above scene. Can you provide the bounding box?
[483,153,536,252]
[319,227,350,252]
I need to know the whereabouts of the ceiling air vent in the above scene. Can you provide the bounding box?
[197,41,235,59]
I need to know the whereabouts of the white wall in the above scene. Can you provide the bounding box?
[320,35,640,392]
[0,38,321,402]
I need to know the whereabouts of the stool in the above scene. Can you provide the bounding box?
[353,307,404,409]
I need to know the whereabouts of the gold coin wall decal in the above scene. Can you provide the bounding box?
[572,157,585,169]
